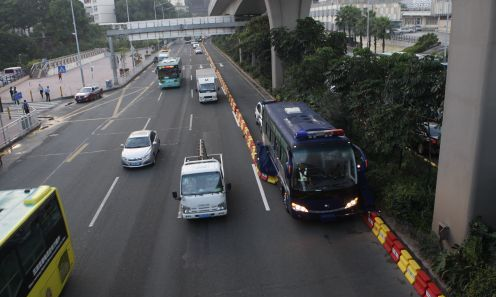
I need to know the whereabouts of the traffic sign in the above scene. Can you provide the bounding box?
[58,65,66,73]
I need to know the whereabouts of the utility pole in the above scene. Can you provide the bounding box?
[125,0,135,69]
[70,0,85,87]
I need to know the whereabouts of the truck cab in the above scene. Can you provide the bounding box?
[196,68,218,103]
[173,141,230,219]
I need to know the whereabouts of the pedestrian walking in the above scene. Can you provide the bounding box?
[13,87,19,105]
[44,86,50,102]
[38,84,44,99]
[58,72,62,80]
[22,100,30,114]
[9,87,14,101]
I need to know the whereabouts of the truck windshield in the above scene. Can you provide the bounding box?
[199,83,216,93]
[292,142,357,192]
[181,172,223,195]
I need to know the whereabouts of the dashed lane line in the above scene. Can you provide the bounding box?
[89,177,120,227]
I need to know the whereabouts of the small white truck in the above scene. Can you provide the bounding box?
[173,140,230,219]
[195,68,219,103]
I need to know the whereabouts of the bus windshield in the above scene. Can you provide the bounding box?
[292,142,357,192]
[158,67,179,79]
[181,172,223,195]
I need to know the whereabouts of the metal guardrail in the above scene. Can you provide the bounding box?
[0,109,40,149]
[30,48,107,78]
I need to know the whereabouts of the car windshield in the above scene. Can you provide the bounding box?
[181,172,223,195]
[199,83,216,93]
[292,142,357,192]
[125,136,150,148]
[80,87,92,93]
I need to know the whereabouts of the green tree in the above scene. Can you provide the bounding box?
[374,16,392,53]
[271,17,327,65]
[238,16,271,76]
[335,6,361,44]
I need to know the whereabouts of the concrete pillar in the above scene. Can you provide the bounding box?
[264,0,312,89]
[432,0,496,245]
[108,36,119,86]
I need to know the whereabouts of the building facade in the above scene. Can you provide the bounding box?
[80,0,116,24]
[310,0,402,31]
[401,0,451,31]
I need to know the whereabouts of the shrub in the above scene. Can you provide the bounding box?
[404,33,440,54]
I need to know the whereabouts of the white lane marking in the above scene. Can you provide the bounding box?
[251,164,270,211]
[190,89,193,99]
[190,75,193,81]
[199,64,203,69]
[182,66,185,70]
[42,137,89,183]
[232,110,240,127]
[89,177,120,227]
[100,120,114,131]
[189,114,193,131]
[143,118,151,130]
[219,63,224,67]
[157,92,163,102]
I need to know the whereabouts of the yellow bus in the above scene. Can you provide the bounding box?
[0,186,74,297]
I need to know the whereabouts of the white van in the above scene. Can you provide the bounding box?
[4,67,23,77]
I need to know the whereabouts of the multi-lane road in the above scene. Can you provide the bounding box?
[0,40,415,297]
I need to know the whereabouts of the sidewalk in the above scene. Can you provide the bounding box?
[0,47,153,106]
[0,47,156,150]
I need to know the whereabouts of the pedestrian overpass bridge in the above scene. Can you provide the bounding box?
[105,15,245,41]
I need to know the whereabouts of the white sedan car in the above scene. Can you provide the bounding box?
[194,48,203,54]
[121,130,160,168]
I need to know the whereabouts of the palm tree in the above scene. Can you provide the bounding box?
[355,15,367,48]
[375,16,392,53]
[336,6,361,46]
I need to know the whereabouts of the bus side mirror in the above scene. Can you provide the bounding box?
[226,183,232,191]
[172,192,180,200]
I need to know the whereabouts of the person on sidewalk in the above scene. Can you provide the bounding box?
[44,86,51,102]
[22,100,30,114]
[9,87,14,101]
[13,87,19,105]
[38,84,44,99]
[58,72,62,80]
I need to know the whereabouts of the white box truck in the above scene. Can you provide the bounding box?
[173,140,230,219]
[195,68,219,103]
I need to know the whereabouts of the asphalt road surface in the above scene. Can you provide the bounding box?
[0,41,416,297]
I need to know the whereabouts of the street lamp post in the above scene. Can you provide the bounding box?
[125,0,136,69]
[70,0,85,87]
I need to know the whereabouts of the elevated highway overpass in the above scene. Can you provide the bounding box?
[208,0,313,90]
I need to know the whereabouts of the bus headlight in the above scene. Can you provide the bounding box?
[217,202,226,210]
[291,202,309,213]
[345,197,359,209]
[182,206,191,213]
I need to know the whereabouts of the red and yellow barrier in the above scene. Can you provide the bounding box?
[363,212,447,297]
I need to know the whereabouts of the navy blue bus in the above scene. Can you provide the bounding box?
[261,102,370,220]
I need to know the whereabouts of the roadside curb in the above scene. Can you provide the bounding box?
[364,212,447,297]
[209,43,277,102]
[202,43,278,185]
